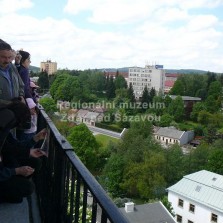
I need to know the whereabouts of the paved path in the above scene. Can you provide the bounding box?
[88,126,122,139]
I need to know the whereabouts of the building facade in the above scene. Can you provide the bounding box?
[40,60,57,75]
[168,170,223,223]
[128,65,165,99]
[154,127,194,146]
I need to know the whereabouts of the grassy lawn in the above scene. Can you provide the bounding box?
[95,134,119,147]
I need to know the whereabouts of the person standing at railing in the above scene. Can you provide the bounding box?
[0,101,46,203]
[1,100,46,167]
[0,39,25,105]
[17,98,38,142]
[18,50,32,100]
[30,81,40,103]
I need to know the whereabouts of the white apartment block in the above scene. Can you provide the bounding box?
[40,60,57,75]
[167,170,223,223]
[128,65,165,99]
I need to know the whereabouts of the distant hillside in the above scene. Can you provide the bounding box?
[165,69,208,74]
[32,65,212,74]
[99,67,208,74]
[30,65,39,73]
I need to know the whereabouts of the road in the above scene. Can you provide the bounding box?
[87,125,122,139]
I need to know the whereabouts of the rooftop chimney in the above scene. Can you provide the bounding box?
[125,202,134,213]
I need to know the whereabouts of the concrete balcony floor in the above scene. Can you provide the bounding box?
[0,192,41,223]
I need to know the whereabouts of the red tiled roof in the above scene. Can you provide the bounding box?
[165,80,175,87]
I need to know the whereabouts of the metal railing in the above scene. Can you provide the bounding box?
[35,107,129,223]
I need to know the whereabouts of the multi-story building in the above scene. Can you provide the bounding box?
[128,65,165,99]
[40,60,57,75]
[167,170,223,223]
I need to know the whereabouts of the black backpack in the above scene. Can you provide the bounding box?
[0,107,16,151]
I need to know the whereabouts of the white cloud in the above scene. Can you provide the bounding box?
[63,0,98,14]
[0,0,33,15]
[63,0,223,24]
[0,0,223,72]
[186,15,219,31]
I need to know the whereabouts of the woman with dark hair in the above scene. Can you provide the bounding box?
[18,50,32,99]
[17,51,39,141]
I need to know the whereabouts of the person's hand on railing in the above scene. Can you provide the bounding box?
[30,148,47,157]
[33,128,47,142]
[15,166,35,177]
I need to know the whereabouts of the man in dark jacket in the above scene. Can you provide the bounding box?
[0,101,45,203]
[0,106,34,203]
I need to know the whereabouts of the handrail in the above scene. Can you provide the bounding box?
[36,107,129,223]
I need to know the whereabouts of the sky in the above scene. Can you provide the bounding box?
[1,0,223,72]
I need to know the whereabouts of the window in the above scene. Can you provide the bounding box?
[188,220,193,223]
[211,213,218,222]
[178,199,184,207]
[176,215,182,223]
[189,204,195,213]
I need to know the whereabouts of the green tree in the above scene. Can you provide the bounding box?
[121,152,166,199]
[50,74,69,99]
[114,89,129,109]
[140,86,150,112]
[150,87,156,101]
[67,124,99,171]
[197,110,212,125]
[106,76,116,99]
[38,71,49,90]
[204,124,218,144]
[185,144,210,173]
[164,144,185,186]
[54,120,74,137]
[207,81,222,99]
[39,97,57,114]
[164,95,172,109]
[206,149,223,175]
[206,71,217,91]
[168,96,184,122]
[190,102,206,121]
[195,88,208,100]
[114,75,127,89]
[194,125,205,136]
[127,83,135,103]
[159,114,174,127]
[161,196,175,217]
[61,76,81,101]
[88,72,106,93]
[100,154,125,197]
[169,79,184,95]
